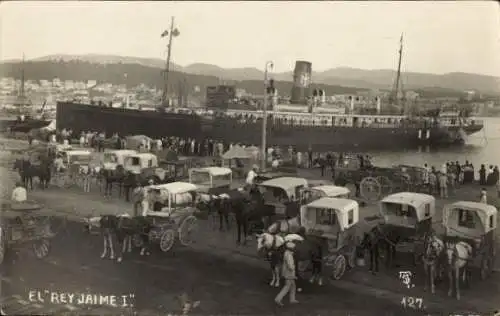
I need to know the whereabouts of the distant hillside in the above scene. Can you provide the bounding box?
[8,53,497,94]
[0,60,365,96]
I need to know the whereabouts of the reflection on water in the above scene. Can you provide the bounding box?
[372,117,499,168]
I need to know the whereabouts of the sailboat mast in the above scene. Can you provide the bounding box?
[161,17,175,107]
[393,33,403,106]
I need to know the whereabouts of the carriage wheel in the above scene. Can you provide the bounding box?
[178,216,198,246]
[33,239,50,259]
[0,228,5,264]
[159,229,176,252]
[332,254,347,280]
[132,234,144,248]
[375,176,393,196]
[360,177,381,201]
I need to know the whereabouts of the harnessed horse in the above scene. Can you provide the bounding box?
[445,241,473,300]
[99,165,127,197]
[84,213,153,263]
[256,233,308,287]
[13,158,52,190]
[421,230,444,294]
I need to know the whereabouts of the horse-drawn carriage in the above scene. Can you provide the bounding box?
[101,150,137,171]
[0,201,54,264]
[257,177,308,219]
[189,167,233,194]
[442,201,497,280]
[335,155,413,201]
[301,185,351,203]
[54,149,93,188]
[298,197,360,280]
[377,192,435,260]
[138,182,200,252]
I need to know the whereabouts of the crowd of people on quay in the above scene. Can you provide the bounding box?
[25,128,500,205]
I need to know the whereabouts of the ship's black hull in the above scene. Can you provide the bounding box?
[56,102,483,152]
[0,118,52,133]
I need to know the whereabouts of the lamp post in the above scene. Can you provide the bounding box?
[261,61,274,171]
[160,17,180,107]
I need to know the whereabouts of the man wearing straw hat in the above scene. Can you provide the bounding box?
[275,241,299,306]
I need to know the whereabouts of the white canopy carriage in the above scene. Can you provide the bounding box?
[259,177,308,202]
[189,167,232,193]
[59,149,92,168]
[258,177,308,217]
[302,185,351,202]
[380,192,435,230]
[299,197,360,280]
[442,201,497,280]
[124,153,158,174]
[378,192,436,257]
[142,182,199,252]
[101,149,137,170]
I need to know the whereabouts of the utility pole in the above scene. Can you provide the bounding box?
[161,17,179,107]
[261,61,274,171]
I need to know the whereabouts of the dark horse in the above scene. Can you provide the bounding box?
[13,158,52,190]
[99,166,127,197]
[84,214,152,263]
[360,225,402,274]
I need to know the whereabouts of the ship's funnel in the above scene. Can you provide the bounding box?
[376,97,381,114]
[291,61,312,105]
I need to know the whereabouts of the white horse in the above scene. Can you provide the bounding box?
[267,216,302,235]
[445,241,473,300]
[256,232,304,287]
[422,232,444,294]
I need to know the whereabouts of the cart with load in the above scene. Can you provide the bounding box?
[0,201,55,264]
[139,182,200,252]
[334,155,411,201]
[442,201,497,280]
[376,192,435,263]
[298,197,360,280]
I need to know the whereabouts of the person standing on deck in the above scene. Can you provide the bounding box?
[275,242,299,306]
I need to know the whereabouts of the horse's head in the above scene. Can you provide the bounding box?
[255,232,284,254]
[423,232,443,261]
[13,159,21,171]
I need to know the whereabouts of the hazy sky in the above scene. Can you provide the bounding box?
[1,1,499,76]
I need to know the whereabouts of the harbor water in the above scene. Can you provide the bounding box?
[372,117,498,168]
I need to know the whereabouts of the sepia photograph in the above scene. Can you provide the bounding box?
[0,1,499,315]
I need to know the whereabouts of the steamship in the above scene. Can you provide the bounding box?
[55,36,483,151]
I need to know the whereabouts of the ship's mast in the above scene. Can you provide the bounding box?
[391,33,404,108]
[161,17,179,107]
[20,54,25,99]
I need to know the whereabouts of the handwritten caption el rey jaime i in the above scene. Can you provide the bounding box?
[28,290,135,308]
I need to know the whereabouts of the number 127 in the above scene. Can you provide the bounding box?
[401,296,423,309]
